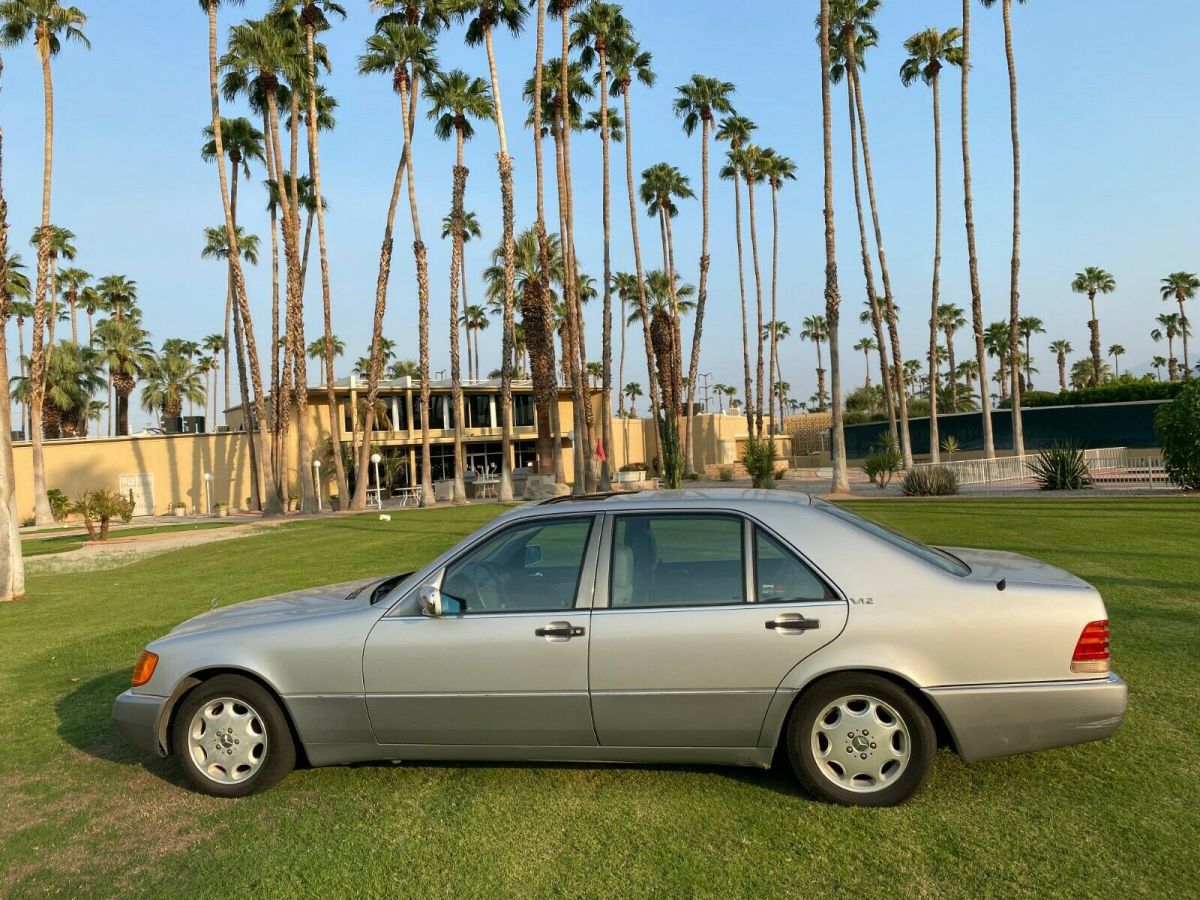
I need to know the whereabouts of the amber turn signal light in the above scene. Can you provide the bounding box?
[131,650,159,687]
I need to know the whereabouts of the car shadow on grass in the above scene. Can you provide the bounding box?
[54,670,189,790]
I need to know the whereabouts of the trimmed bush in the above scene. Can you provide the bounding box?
[718,466,734,482]
[902,466,959,496]
[1012,380,1184,409]
[1029,443,1092,490]
[741,436,779,489]
[1156,381,1200,490]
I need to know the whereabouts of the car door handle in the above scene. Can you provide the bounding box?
[534,622,585,639]
[766,614,820,633]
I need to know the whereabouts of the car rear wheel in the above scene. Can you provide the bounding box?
[786,673,935,807]
[172,675,295,798]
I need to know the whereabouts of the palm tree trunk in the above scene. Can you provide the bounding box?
[483,26,517,502]
[1058,352,1066,391]
[229,159,261,504]
[769,180,784,436]
[552,122,587,493]
[1002,0,1025,456]
[447,134,469,504]
[1178,298,1190,373]
[746,175,766,437]
[730,171,754,437]
[927,73,942,463]
[961,0,997,458]
[1088,293,1101,386]
[596,45,614,489]
[621,83,663,464]
[684,115,712,473]
[819,0,849,493]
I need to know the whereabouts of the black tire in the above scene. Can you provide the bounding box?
[786,673,935,807]
[171,674,296,798]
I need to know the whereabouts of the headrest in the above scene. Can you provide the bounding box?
[612,545,634,589]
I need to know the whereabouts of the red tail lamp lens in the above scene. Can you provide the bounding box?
[1071,620,1110,674]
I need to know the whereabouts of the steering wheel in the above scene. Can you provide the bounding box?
[445,561,505,611]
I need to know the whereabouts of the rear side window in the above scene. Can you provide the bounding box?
[813,500,970,576]
[755,529,836,603]
[610,514,745,608]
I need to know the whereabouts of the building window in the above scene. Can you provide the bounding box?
[513,394,534,428]
[429,395,454,430]
[465,394,493,429]
[514,440,537,471]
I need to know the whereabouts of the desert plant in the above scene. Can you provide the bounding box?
[67,489,135,541]
[863,434,902,489]
[1156,381,1200,489]
[47,488,70,522]
[940,435,960,460]
[902,466,960,496]
[718,466,734,482]
[21,515,36,528]
[1029,443,1092,490]
[741,436,779,489]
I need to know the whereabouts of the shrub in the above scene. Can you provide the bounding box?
[902,466,959,496]
[68,489,135,541]
[862,435,901,489]
[21,515,35,528]
[1029,443,1092,490]
[682,472,701,481]
[741,436,779,489]
[47,488,70,522]
[940,435,960,460]
[1156,381,1200,490]
[1014,380,1184,409]
[619,462,646,472]
[718,466,734,482]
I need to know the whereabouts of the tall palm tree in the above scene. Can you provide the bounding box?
[1017,314,1043,389]
[623,381,641,416]
[1151,356,1166,381]
[672,72,735,467]
[92,317,152,437]
[460,303,489,381]
[356,21,439,507]
[427,67,491,502]
[609,270,637,414]
[306,334,342,381]
[460,0,525,500]
[736,144,769,436]
[573,1,631,487]
[1107,344,1125,378]
[609,36,661,468]
[56,265,88,345]
[901,25,962,459]
[829,5,901,459]
[982,0,1027,454]
[0,108,24,596]
[762,317,792,426]
[1151,313,1186,382]
[141,350,206,425]
[819,0,849,493]
[201,332,227,425]
[442,207,482,378]
[2,1,88,522]
[1160,272,1197,375]
[716,115,757,435]
[984,321,1011,403]
[759,150,797,434]
[801,315,830,410]
[1048,339,1071,391]
[854,336,876,387]
[936,303,966,412]
[201,0,280,515]
[1071,266,1116,385]
[1070,357,1109,390]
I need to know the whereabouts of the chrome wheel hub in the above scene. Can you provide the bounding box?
[186,697,268,785]
[811,694,910,793]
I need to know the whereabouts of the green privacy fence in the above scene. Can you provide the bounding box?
[842,400,1168,459]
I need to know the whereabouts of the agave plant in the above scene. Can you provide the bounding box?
[902,466,960,496]
[1029,443,1092,491]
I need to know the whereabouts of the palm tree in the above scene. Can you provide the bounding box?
[1017,315,1043,389]
[92,317,153,436]
[672,72,735,467]
[854,336,876,387]
[1108,344,1125,378]
[956,0,996,458]
[12,339,104,438]
[1071,266,1116,385]
[141,350,206,425]
[734,144,769,436]
[201,333,227,425]
[56,265,88,345]
[623,381,641,416]
[460,0,526,500]
[984,321,1011,403]
[716,115,757,435]
[1071,357,1109,389]
[829,4,902,460]
[1151,356,1167,381]
[901,24,962,460]
[609,270,637,414]
[801,315,830,411]
[306,334,342,382]
[1160,272,1197,375]
[573,2,632,487]
[759,151,797,434]
[460,303,489,382]
[609,36,661,468]
[427,67,492,502]
[388,358,419,380]
[442,208,483,378]
[1049,339,1072,391]
[1151,313,1186,382]
[819,0,849,491]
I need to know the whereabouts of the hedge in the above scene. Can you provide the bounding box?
[1001,380,1185,409]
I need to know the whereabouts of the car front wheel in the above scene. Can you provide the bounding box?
[172,674,296,798]
[786,673,935,807]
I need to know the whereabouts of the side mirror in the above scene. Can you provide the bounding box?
[418,584,444,617]
[524,544,543,566]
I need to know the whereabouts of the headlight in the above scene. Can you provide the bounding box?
[131,650,159,687]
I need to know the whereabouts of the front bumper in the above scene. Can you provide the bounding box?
[112,690,169,758]
[924,672,1127,762]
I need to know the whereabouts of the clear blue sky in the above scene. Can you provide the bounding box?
[3,0,1197,428]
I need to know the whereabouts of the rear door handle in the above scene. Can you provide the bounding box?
[766,614,820,633]
[535,621,585,640]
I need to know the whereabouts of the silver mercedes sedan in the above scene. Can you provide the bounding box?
[113,490,1126,807]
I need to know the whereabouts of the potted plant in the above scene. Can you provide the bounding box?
[170,501,187,517]
[616,462,647,483]
[214,501,229,518]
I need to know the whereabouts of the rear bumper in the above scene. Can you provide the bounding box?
[924,673,1127,763]
[112,690,169,758]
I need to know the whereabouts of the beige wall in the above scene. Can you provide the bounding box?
[14,433,255,521]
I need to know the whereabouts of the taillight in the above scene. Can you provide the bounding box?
[131,650,159,687]
[1071,620,1110,674]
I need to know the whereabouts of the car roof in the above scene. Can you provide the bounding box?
[510,488,814,520]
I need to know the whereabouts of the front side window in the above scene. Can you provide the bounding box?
[754,528,835,603]
[441,517,593,613]
[610,514,745,608]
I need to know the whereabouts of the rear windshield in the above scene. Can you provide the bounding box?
[813,500,971,576]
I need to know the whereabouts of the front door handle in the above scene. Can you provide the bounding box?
[766,614,820,633]
[535,621,585,640]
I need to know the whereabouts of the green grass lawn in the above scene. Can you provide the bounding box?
[21,522,240,557]
[1,499,1196,897]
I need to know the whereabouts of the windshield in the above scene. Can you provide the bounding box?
[813,500,971,576]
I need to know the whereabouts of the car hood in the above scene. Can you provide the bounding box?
[942,547,1093,590]
[167,576,392,637]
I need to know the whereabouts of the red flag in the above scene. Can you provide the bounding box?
[595,437,607,463]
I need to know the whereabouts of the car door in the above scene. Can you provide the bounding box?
[589,511,848,748]
[363,514,601,746]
